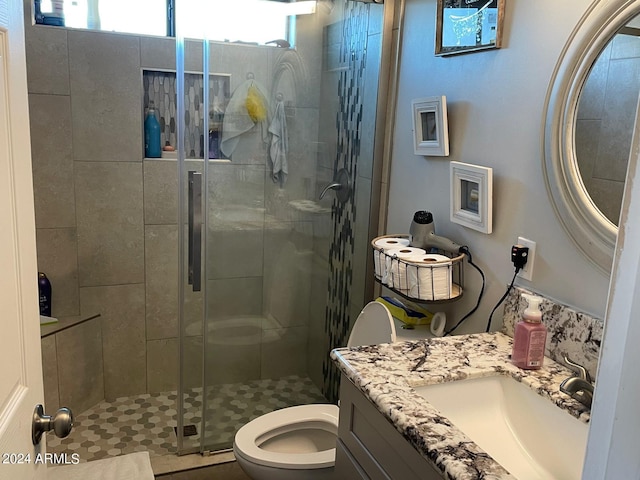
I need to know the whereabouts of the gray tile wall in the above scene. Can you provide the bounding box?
[28,94,75,229]
[80,285,146,400]
[68,31,142,162]
[40,317,104,414]
[36,228,78,317]
[317,2,383,402]
[74,161,144,286]
[303,3,385,393]
[25,25,176,403]
[55,318,105,411]
[27,14,336,408]
[41,335,60,411]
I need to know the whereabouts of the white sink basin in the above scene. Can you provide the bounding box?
[414,375,588,479]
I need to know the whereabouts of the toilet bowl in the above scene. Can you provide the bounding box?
[234,404,339,480]
[233,301,396,479]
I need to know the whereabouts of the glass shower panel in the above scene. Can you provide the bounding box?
[176,30,208,455]
[200,34,291,453]
[177,0,386,453]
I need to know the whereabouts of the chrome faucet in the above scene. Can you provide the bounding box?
[559,355,594,409]
[560,377,594,408]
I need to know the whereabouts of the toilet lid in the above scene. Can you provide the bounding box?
[233,404,339,470]
[347,301,396,347]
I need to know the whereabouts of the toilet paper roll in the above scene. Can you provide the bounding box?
[373,237,411,249]
[373,237,411,280]
[430,312,446,337]
[405,254,453,301]
[385,247,427,291]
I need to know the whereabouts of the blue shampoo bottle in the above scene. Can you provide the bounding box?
[144,101,161,158]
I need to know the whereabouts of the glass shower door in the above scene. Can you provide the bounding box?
[177,0,387,454]
[175,28,208,454]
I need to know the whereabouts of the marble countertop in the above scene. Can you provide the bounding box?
[330,332,590,480]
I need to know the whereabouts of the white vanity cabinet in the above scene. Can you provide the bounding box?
[335,375,444,479]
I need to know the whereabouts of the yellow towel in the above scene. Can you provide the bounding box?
[221,79,269,157]
[246,84,267,122]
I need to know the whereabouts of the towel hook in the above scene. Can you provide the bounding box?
[246,72,255,80]
[276,92,284,102]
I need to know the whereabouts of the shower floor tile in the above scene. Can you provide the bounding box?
[47,375,327,463]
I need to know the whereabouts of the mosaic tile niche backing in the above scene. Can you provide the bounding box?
[143,71,230,159]
[502,286,603,379]
[322,1,369,403]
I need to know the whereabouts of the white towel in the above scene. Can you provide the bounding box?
[47,452,154,480]
[269,99,289,186]
[221,79,269,157]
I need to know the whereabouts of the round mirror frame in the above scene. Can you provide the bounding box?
[543,0,640,274]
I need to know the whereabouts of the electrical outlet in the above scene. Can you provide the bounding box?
[516,237,536,281]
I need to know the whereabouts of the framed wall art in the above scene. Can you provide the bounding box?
[435,0,505,56]
[411,96,449,157]
[450,161,493,234]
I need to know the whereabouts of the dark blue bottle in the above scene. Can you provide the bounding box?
[38,272,52,316]
[144,101,162,158]
[34,0,44,24]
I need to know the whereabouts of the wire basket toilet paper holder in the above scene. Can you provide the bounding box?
[371,234,464,303]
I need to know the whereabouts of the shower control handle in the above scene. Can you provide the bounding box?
[319,182,341,199]
[188,171,202,292]
[319,168,351,203]
[32,404,73,445]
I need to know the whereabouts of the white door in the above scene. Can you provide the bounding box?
[0,0,47,479]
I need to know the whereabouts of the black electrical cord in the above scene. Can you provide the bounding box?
[485,267,521,333]
[445,246,485,336]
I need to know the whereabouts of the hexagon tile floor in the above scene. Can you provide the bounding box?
[46,375,327,462]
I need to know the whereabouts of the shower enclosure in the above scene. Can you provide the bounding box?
[174,0,387,455]
[30,0,390,461]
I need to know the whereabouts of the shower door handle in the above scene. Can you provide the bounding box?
[188,171,202,292]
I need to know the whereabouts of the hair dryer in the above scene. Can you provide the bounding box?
[409,211,463,253]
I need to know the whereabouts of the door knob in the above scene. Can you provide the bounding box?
[319,168,351,203]
[32,404,73,445]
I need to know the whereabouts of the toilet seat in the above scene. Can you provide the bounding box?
[233,302,395,475]
[233,404,339,470]
[347,301,396,347]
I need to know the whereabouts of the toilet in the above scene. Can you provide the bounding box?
[233,301,397,479]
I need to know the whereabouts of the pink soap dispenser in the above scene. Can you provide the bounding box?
[511,294,547,369]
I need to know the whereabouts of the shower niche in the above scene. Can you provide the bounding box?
[142,70,231,159]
